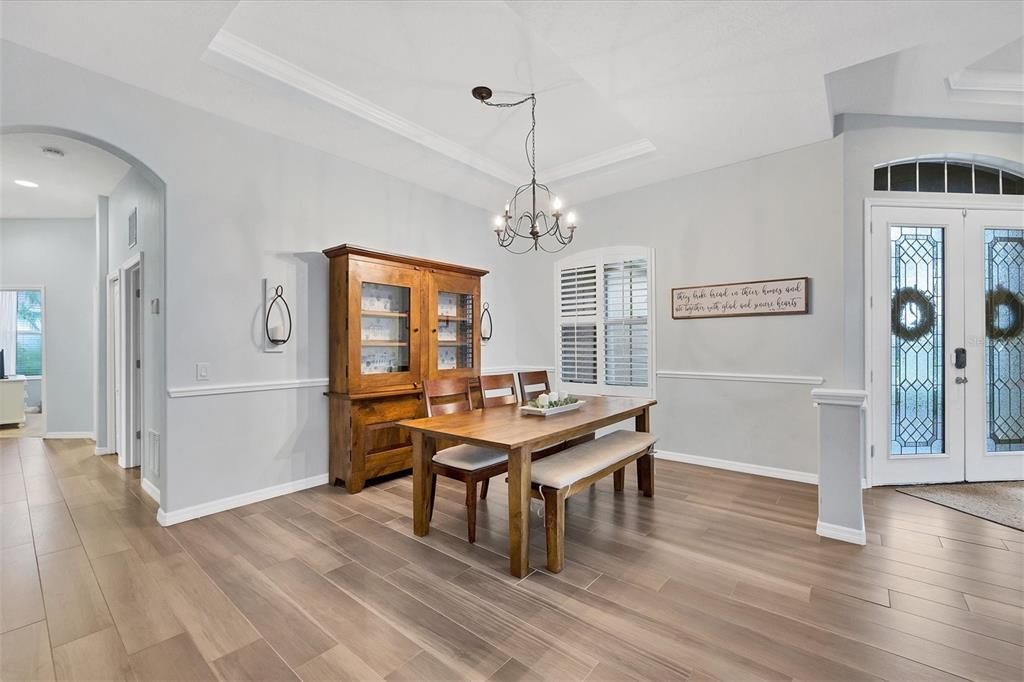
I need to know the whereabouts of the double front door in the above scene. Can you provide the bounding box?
[870,205,1024,485]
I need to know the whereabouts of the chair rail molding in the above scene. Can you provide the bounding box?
[168,367,555,398]
[656,370,825,386]
[167,377,328,399]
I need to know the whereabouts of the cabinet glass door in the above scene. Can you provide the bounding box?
[349,260,421,391]
[428,272,479,378]
[437,291,474,371]
[360,282,412,375]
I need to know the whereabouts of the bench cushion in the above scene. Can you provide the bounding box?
[433,444,507,471]
[530,430,657,489]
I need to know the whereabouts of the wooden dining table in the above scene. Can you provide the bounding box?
[399,395,656,577]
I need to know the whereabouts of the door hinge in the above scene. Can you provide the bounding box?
[135,430,141,440]
[136,359,141,369]
[870,295,873,308]
[870,445,875,459]
[135,288,141,298]
[962,208,967,218]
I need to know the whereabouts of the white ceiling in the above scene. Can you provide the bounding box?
[0,133,131,219]
[1,1,1020,213]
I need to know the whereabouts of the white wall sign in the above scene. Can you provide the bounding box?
[672,277,810,319]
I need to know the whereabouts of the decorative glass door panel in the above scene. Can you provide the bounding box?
[347,260,421,392]
[889,226,946,456]
[965,210,1024,481]
[427,271,479,379]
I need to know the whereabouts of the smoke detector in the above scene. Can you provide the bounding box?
[41,146,65,158]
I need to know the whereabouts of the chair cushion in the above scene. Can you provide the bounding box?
[433,443,508,471]
[530,430,657,489]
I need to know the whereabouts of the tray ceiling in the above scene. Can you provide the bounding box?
[1,1,1020,211]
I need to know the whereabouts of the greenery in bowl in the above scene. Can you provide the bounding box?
[527,395,579,409]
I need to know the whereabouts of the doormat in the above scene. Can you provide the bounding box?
[896,481,1023,531]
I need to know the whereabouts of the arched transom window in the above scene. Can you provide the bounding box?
[874,154,1023,195]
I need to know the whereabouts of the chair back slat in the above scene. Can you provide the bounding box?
[423,378,473,417]
[518,370,551,404]
[479,373,519,408]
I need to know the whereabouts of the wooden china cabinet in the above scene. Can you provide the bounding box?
[323,244,487,492]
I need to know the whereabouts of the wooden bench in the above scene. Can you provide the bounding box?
[530,429,657,572]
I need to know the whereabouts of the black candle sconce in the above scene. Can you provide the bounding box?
[263,279,292,352]
[480,302,493,341]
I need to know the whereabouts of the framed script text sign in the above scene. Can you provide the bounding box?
[672,277,810,319]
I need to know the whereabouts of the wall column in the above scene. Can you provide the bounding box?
[812,388,868,544]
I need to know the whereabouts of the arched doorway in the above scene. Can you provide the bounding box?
[0,126,167,506]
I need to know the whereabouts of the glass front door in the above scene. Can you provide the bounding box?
[871,205,1024,485]
[965,210,1024,481]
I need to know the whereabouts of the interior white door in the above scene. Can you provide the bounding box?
[964,208,1024,481]
[871,206,966,485]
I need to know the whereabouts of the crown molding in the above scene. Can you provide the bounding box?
[543,138,656,182]
[948,69,1024,94]
[208,30,521,184]
[206,30,656,186]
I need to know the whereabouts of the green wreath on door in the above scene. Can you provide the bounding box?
[986,286,1024,340]
[891,287,935,341]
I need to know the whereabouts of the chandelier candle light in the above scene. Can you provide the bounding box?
[472,86,578,253]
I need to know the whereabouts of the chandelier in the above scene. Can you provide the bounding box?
[472,86,578,253]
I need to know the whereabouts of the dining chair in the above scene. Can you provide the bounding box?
[479,373,520,408]
[518,370,551,404]
[476,373,520,500]
[422,377,508,543]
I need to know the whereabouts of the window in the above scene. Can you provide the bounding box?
[16,291,42,377]
[556,246,654,397]
[873,155,1024,195]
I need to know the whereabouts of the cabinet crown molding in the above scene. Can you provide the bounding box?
[322,243,489,278]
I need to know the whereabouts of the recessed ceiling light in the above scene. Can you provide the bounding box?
[14,179,40,188]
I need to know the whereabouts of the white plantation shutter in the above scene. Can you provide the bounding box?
[559,265,598,384]
[556,247,654,397]
[604,259,649,387]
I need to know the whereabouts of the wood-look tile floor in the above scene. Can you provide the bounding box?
[1,437,1021,681]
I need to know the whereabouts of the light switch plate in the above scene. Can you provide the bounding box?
[195,363,209,381]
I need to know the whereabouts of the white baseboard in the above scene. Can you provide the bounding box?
[156,472,329,526]
[95,446,115,456]
[140,478,161,505]
[816,520,867,545]
[44,432,95,440]
[655,449,819,485]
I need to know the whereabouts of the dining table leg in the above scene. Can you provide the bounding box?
[636,406,654,497]
[507,445,532,577]
[412,432,435,536]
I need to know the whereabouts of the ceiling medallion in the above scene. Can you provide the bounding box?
[473,86,577,253]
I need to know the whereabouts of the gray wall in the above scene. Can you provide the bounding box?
[567,138,845,475]
[0,218,96,434]
[2,40,532,515]
[107,168,165,492]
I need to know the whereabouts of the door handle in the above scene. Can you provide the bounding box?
[955,377,969,384]
[954,347,967,370]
